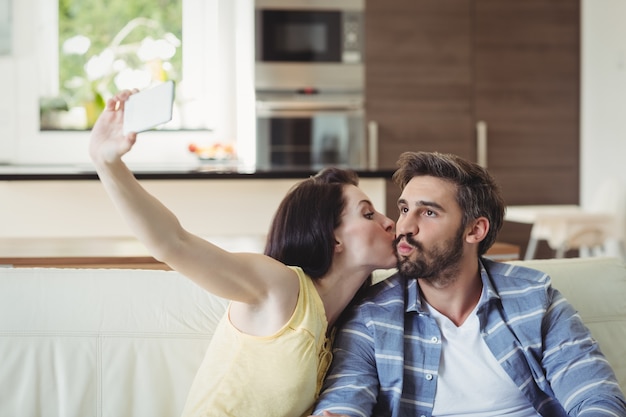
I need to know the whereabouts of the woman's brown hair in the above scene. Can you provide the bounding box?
[264,167,359,279]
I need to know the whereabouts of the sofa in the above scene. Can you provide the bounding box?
[1,257,625,417]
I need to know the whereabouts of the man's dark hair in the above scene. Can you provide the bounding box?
[392,151,506,255]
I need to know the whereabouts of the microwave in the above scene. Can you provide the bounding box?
[254,0,364,91]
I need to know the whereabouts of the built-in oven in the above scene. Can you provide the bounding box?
[254,0,367,169]
[254,0,364,91]
[255,92,367,170]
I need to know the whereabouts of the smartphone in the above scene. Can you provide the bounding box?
[123,81,175,135]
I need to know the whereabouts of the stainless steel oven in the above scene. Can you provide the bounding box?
[254,0,364,91]
[254,0,367,169]
[255,92,367,170]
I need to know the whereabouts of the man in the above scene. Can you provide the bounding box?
[312,151,626,416]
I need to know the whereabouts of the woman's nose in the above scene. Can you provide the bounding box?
[382,216,395,233]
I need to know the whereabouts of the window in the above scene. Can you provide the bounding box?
[7,0,255,166]
[39,0,182,130]
[39,0,217,132]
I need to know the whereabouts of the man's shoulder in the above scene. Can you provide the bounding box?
[360,271,406,304]
[484,257,551,284]
[339,273,407,333]
[482,258,553,306]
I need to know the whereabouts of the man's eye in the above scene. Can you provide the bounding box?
[425,210,435,216]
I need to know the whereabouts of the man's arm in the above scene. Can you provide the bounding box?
[542,286,626,415]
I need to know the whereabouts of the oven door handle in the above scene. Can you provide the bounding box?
[256,107,364,118]
[256,100,363,112]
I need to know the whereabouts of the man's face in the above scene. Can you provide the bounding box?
[394,176,467,284]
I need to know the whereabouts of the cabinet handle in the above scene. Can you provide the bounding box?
[476,120,488,168]
[368,120,378,170]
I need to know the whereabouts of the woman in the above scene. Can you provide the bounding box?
[89,90,397,417]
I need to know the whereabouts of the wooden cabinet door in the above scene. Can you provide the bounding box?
[473,0,580,253]
[473,0,580,205]
[365,0,473,214]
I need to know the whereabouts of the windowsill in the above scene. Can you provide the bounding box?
[38,128,214,133]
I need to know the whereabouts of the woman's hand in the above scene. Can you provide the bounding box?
[89,89,138,165]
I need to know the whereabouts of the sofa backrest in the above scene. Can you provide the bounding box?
[1,257,624,416]
[507,257,626,394]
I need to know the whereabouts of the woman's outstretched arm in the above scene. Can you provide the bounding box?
[88,90,298,309]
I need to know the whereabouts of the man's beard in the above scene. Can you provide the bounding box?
[395,226,465,287]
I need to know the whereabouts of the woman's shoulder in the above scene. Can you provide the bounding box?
[286,266,311,288]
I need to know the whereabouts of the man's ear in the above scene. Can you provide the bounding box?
[465,217,489,244]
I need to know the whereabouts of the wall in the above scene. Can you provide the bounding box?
[580,0,626,207]
[0,1,625,207]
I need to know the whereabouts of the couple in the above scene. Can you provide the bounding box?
[90,90,626,417]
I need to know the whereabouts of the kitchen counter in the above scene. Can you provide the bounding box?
[0,163,395,180]
[0,165,392,239]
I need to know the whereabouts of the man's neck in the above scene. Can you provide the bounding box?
[419,257,483,327]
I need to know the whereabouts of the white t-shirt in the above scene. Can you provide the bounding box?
[426,294,540,417]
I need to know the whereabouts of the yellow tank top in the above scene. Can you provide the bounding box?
[180,267,332,417]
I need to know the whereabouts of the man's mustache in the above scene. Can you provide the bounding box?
[394,234,423,251]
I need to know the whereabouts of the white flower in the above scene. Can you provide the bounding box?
[114,68,152,91]
[84,48,115,81]
[63,35,91,55]
[137,36,177,62]
[163,32,181,48]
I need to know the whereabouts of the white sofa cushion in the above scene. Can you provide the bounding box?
[0,267,227,417]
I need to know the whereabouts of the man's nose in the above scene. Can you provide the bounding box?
[396,216,418,238]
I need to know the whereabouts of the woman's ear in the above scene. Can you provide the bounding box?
[334,238,344,254]
[465,217,489,244]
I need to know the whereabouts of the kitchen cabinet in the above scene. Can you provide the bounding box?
[365,0,580,255]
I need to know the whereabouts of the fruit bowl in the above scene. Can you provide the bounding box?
[188,143,236,161]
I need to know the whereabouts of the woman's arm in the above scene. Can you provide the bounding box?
[89,90,299,308]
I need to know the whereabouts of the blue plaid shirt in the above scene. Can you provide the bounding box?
[313,258,626,417]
